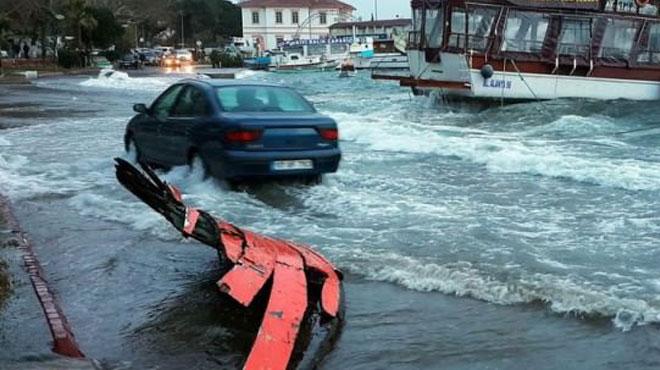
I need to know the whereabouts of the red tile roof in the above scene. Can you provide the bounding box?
[238,0,356,11]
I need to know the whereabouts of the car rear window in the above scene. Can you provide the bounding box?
[215,86,315,113]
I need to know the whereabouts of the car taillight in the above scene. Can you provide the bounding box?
[319,128,339,141]
[224,130,262,143]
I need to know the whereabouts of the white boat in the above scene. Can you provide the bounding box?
[270,52,338,72]
[376,0,660,102]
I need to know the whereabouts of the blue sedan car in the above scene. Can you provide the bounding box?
[124,79,341,183]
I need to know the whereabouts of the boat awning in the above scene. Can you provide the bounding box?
[506,0,601,10]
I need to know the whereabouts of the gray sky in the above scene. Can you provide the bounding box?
[344,0,411,20]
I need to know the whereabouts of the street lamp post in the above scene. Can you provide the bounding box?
[180,12,185,48]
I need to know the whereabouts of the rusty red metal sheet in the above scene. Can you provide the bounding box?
[243,251,307,370]
[182,207,200,236]
[288,243,341,317]
[217,244,275,306]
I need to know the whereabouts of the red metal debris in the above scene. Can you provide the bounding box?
[114,158,343,370]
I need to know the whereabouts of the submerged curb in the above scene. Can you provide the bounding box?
[0,195,85,358]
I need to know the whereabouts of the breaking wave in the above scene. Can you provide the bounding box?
[79,69,182,92]
[337,249,660,331]
[335,111,660,191]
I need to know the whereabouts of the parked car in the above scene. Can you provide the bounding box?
[124,80,341,183]
[174,49,193,64]
[139,50,160,66]
[161,53,181,67]
[117,53,141,69]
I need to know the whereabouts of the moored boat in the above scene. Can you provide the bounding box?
[378,0,660,102]
[338,58,357,77]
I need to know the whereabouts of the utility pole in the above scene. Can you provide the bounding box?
[374,0,378,20]
[180,13,185,48]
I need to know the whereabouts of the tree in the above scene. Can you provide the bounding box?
[87,7,123,48]
[64,0,97,49]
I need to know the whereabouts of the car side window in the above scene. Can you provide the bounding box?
[171,86,209,117]
[152,85,183,120]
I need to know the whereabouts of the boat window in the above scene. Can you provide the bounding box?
[639,4,658,16]
[467,7,498,51]
[448,8,467,48]
[599,18,640,62]
[637,22,660,64]
[558,18,593,57]
[502,11,550,53]
[424,4,444,48]
[448,7,497,51]
[216,86,315,113]
[409,6,424,48]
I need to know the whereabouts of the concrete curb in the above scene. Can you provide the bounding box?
[0,195,85,358]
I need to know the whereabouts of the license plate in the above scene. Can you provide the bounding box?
[271,159,314,171]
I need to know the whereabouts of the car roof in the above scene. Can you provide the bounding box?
[180,79,288,90]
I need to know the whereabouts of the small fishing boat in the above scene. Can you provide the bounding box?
[338,58,357,77]
[271,52,339,72]
[114,159,344,370]
[244,56,271,70]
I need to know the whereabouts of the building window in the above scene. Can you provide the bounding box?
[276,11,283,24]
[319,12,327,25]
[252,11,259,24]
[292,11,299,24]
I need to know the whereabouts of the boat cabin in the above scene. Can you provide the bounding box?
[408,0,660,75]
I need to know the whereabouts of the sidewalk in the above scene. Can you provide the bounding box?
[0,199,95,369]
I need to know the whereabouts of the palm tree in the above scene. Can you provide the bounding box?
[64,0,97,49]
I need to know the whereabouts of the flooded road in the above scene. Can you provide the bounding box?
[1,69,660,369]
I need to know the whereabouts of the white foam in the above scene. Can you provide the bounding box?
[79,69,177,92]
[335,112,660,191]
[335,248,660,331]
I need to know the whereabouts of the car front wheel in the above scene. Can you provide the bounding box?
[125,136,141,163]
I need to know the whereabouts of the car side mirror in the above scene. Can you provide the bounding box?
[133,103,149,114]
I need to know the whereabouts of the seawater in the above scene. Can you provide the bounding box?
[1,70,660,368]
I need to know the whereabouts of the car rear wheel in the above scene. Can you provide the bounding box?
[188,153,209,180]
[304,175,322,185]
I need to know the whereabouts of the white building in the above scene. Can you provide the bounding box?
[239,0,355,51]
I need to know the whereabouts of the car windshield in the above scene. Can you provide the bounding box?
[215,86,315,113]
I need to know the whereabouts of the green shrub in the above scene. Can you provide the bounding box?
[99,49,121,62]
[219,53,243,68]
[57,49,84,69]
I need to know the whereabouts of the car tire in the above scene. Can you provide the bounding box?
[188,153,209,180]
[304,175,322,185]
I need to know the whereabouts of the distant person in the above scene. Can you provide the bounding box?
[210,50,221,69]
[12,43,20,58]
[23,43,30,59]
